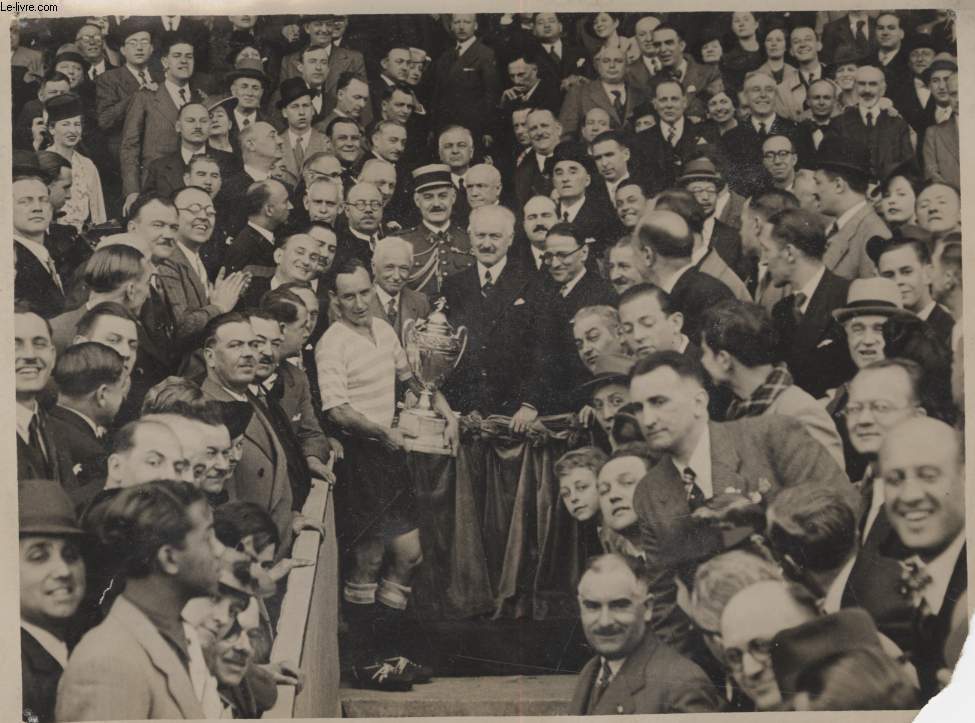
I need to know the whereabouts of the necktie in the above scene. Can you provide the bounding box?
[294,135,305,170]
[45,255,64,292]
[457,176,465,193]
[241,114,253,128]
[177,87,188,108]
[587,659,613,713]
[481,269,494,297]
[682,466,706,511]
[666,124,677,146]
[28,414,52,476]
[562,210,570,221]
[546,44,560,64]
[758,121,768,137]
[386,297,398,330]
[610,89,624,120]
[792,291,807,324]
[138,69,151,89]
[865,110,874,129]
[855,20,867,44]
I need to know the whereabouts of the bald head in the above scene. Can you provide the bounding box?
[464,163,502,208]
[636,208,693,259]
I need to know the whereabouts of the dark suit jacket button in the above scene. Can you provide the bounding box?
[258,469,264,477]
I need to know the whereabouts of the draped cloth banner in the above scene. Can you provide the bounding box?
[406,414,591,621]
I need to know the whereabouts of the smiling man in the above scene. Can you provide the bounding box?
[573,305,627,374]
[569,553,720,714]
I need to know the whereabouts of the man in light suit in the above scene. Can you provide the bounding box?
[922,71,959,189]
[370,236,430,342]
[156,187,248,349]
[431,14,501,146]
[568,554,721,715]
[815,138,888,280]
[200,314,295,549]
[629,350,850,655]
[559,44,649,141]
[56,480,221,721]
[699,301,844,465]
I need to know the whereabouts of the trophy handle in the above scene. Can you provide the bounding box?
[453,325,469,373]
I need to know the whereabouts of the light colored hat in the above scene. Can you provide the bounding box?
[832,277,914,323]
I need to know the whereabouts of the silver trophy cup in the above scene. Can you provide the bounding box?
[399,300,467,453]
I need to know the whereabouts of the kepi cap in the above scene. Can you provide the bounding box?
[412,163,453,193]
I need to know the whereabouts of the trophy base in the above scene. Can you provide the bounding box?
[398,409,452,456]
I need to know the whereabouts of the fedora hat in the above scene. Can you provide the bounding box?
[19,480,85,536]
[551,141,596,177]
[678,156,723,186]
[832,277,914,323]
[814,137,872,182]
[276,77,314,110]
[922,52,957,84]
[576,353,634,398]
[13,150,52,184]
[412,163,453,193]
[771,609,885,697]
[225,56,268,86]
[113,16,155,45]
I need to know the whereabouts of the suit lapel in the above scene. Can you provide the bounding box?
[708,421,747,494]
[153,85,179,127]
[595,633,657,714]
[112,597,202,719]
[168,244,207,307]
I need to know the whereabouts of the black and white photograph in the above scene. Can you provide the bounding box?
[7,5,970,721]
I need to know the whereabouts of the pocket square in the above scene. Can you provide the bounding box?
[816,339,834,348]
[291,413,301,422]
[514,298,526,306]
[463,67,476,72]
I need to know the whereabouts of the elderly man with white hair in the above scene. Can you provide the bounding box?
[463,163,502,210]
[370,236,430,340]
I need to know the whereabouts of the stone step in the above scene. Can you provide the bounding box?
[340,674,577,717]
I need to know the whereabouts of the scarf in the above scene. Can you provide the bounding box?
[725,363,793,420]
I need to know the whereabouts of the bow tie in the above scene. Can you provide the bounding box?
[430,230,450,244]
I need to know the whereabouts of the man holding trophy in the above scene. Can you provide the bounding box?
[317,256,459,690]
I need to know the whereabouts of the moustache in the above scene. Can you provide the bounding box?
[533,224,549,233]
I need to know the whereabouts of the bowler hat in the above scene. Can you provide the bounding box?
[412,163,453,193]
[903,32,938,56]
[226,57,268,86]
[276,77,314,110]
[865,225,932,266]
[832,277,914,323]
[814,137,872,182]
[771,609,885,697]
[45,93,84,124]
[53,50,88,70]
[212,400,254,439]
[19,480,85,536]
[551,141,596,176]
[922,52,957,84]
[576,353,634,397]
[677,156,723,187]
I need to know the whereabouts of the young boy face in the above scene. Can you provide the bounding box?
[559,467,601,521]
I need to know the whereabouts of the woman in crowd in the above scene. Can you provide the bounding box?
[44,93,106,231]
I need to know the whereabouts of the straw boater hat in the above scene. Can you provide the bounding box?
[831,277,915,323]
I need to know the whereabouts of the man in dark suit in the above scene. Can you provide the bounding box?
[568,554,721,715]
[431,14,501,146]
[558,44,649,140]
[498,47,561,133]
[873,12,911,90]
[649,23,720,119]
[513,108,560,210]
[19,479,87,723]
[48,342,129,497]
[141,102,239,198]
[875,417,967,702]
[634,209,734,342]
[217,121,285,237]
[147,15,211,71]
[888,33,940,138]
[13,175,66,319]
[629,351,851,657]
[529,12,592,89]
[624,16,663,100]
[441,205,538,418]
[870,234,955,349]
[550,142,621,260]
[528,221,616,418]
[120,36,206,211]
[369,236,431,342]
[765,207,854,399]
[222,180,292,274]
[632,81,717,197]
[820,10,878,66]
[335,181,386,269]
[824,66,913,183]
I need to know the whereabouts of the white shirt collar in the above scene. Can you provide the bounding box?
[374,284,398,310]
[821,554,858,614]
[660,116,685,141]
[560,268,587,297]
[244,164,271,182]
[795,265,826,313]
[247,221,276,243]
[921,532,966,614]
[752,113,777,132]
[289,129,311,147]
[673,59,688,82]
[542,39,563,55]
[21,621,69,669]
[559,195,586,222]
[456,37,476,56]
[658,261,694,294]
[235,107,258,125]
[180,144,205,166]
[15,235,53,267]
[935,105,953,123]
[671,423,713,499]
[642,55,661,74]
[350,227,376,250]
[58,405,105,438]
[530,245,545,270]
[917,300,937,321]
[601,81,625,100]
[218,383,249,402]
[477,256,507,286]
[858,103,881,125]
[834,199,868,232]
[16,400,37,443]
[605,174,629,202]
[164,78,190,107]
[270,275,317,292]
[535,150,552,172]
